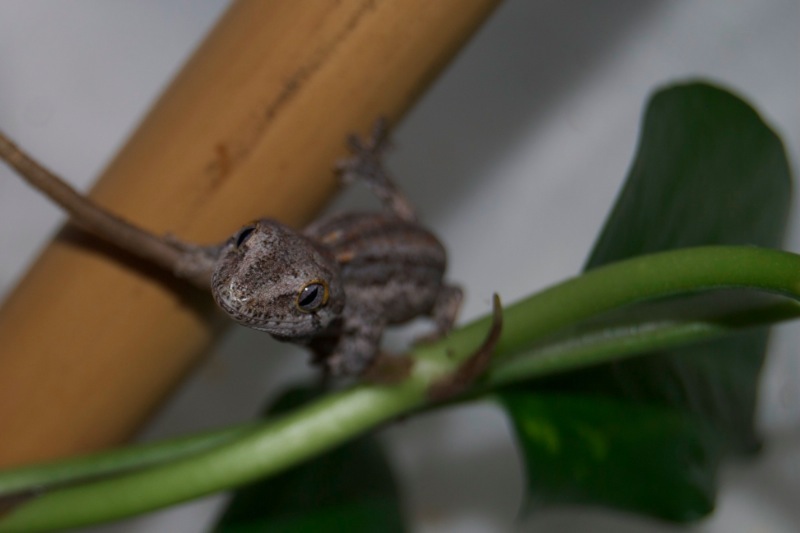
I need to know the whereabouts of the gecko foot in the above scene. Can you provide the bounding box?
[414,284,464,346]
[427,294,503,402]
[362,353,414,385]
[336,117,392,182]
[336,118,417,222]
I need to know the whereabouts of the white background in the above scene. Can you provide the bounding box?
[0,1,798,532]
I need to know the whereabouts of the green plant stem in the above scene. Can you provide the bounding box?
[3,245,800,532]
[486,305,797,388]
[0,423,259,498]
[441,245,800,364]
[0,381,433,532]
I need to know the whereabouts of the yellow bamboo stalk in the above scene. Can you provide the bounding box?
[0,0,501,468]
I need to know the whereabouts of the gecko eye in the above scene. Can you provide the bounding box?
[296,280,329,312]
[234,225,256,249]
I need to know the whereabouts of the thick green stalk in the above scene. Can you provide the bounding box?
[481,245,800,383]
[440,245,800,363]
[0,424,259,498]
[3,245,800,532]
[0,382,430,532]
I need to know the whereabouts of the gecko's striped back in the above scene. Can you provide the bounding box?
[306,212,447,324]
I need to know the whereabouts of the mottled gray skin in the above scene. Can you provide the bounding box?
[1,118,460,376]
[212,219,344,338]
[211,121,462,376]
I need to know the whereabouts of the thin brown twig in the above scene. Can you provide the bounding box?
[428,293,503,401]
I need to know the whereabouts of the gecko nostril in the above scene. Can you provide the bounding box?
[227,281,251,304]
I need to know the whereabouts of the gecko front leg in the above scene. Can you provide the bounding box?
[0,130,219,290]
[336,118,464,338]
[308,311,386,377]
[164,236,225,287]
[336,118,417,223]
[3,120,465,379]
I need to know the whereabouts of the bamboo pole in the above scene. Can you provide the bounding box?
[0,0,501,467]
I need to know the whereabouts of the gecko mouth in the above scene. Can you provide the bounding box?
[213,290,323,335]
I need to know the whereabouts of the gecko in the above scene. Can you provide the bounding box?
[0,119,464,377]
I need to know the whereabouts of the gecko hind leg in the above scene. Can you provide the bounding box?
[336,118,417,222]
[415,284,464,346]
[431,284,463,335]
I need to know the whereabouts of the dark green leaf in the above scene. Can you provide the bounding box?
[576,81,791,450]
[213,385,404,533]
[501,81,792,521]
[500,392,722,522]
[587,83,790,259]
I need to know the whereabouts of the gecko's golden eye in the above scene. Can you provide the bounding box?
[234,225,256,249]
[296,280,329,312]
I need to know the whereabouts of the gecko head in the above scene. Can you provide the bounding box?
[211,219,344,338]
